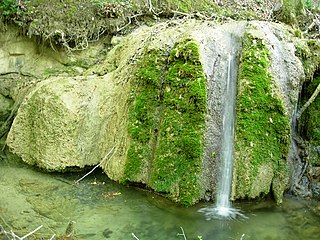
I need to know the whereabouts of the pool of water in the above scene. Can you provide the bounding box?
[0,153,319,240]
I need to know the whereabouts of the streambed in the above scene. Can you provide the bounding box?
[0,153,319,240]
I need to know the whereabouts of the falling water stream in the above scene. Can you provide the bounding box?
[199,53,246,219]
[216,53,236,215]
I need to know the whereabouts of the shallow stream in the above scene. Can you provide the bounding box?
[0,152,319,240]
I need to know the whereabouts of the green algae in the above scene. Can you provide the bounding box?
[123,39,207,205]
[233,33,290,203]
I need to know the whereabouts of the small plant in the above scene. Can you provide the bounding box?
[0,0,27,18]
[305,0,313,10]
[0,0,18,16]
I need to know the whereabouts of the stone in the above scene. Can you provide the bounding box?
[7,74,128,176]
[6,20,305,205]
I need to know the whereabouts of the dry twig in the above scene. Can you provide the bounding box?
[177,226,187,240]
[74,146,115,184]
[296,82,320,120]
[132,232,140,240]
[0,224,43,240]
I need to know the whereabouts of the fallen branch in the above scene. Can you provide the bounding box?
[172,10,191,17]
[132,233,140,240]
[0,224,43,240]
[116,13,144,32]
[74,146,115,184]
[177,226,187,240]
[21,225,43,240]
[148,0,153,13]
[49,234,56,240]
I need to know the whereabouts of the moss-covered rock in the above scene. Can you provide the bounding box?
[232,30,292,204]
[6,19,306,205]
[123,39,207,205]
[295,39,320,81]
[275,0,305,26]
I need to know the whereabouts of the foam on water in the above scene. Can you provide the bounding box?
[198,205,247,220]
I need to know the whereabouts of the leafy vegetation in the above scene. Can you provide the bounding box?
[0,0,26,17]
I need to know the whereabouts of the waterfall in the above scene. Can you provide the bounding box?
[215,53,236,215]
[199,53,246,220]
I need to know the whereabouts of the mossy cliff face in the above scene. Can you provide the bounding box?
[232,29,293,204]
[123,39,207,205]
[295,39,320,81]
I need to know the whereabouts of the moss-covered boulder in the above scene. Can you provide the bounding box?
[232,22,304,204]
[99,21,301,205]
[7,20,305,205]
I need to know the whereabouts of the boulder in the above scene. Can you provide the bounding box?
[7,20,305,205]
[7,75,129,178]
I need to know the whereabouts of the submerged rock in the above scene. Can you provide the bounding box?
[7,19,305,205]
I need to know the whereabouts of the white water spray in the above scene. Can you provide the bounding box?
[216,53,236,213]
[199,53,246,220]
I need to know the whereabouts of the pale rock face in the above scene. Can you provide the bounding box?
[7,75,128,177]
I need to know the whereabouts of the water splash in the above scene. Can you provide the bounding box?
[199,53,246,220]
[198,205,247,220]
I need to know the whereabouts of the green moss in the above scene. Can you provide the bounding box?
[234,33,290,201]
[302,76,320,165]
[154,0,217,13]
[123,50,165,182]
[150,40,207,205]
[295,39,320,80]
[123,39,207,205]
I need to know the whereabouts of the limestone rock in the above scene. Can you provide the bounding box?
[7,20,305,205]
[7,75,128,176]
